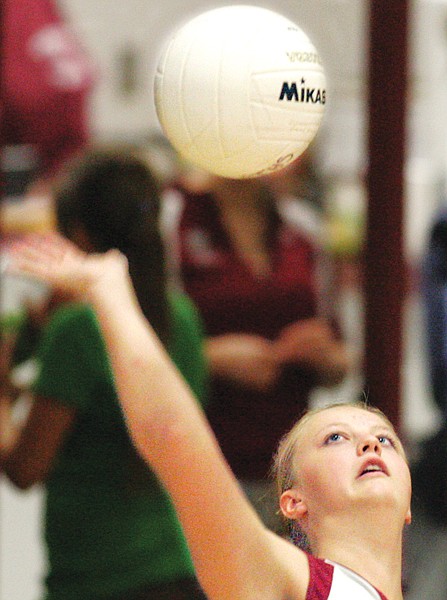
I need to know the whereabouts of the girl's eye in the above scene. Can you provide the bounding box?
[325,433,344,444]
[378,436,396,448]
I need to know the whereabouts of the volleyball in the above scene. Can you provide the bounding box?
[154,5,327,179]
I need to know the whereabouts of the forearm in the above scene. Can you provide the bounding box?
[87,281,285,598]
[88,281,197,450]
[0,335,21,471]
[0,396,19,458]
[0,395,24,485]
[87,279,235,506]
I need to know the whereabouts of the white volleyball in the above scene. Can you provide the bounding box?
[154,5,326,179]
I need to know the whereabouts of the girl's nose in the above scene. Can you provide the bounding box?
[358,436,382,456]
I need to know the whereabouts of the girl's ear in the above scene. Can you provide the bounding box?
[279,488,308,520]
[405,507,412,525]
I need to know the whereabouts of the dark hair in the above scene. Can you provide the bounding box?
[54,146,170,346]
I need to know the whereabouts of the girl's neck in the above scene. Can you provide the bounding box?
[213,180,264,211]
[214,184,273,278]
[313,515,405,600]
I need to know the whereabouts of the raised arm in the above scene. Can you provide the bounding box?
[8,234,309,600]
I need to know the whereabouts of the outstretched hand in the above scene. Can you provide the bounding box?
[7,233,129,299]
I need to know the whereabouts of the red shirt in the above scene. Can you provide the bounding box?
[306,554,388,599]
[2,0,95,178]
[176,189,320,479]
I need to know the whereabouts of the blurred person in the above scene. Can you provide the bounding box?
[412,205,447,524]
[421,206,447,420]
[2,0,95,196]
[0,147,207,600]
[163,166,348,529]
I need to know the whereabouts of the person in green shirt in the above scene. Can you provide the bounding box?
[1,147,208,600]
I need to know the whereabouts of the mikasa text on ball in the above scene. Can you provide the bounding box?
[154,5,326,179]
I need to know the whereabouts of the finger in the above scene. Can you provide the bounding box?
[11,233,78,263]
[7,253,54,281]
[7,233,78,277]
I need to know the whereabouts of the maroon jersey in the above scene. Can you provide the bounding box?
[2,0,95,177]
[175,189,320,479]
[306,554,388,599]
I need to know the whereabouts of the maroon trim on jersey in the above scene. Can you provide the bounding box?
[306,554,334,599]
[305,554,389,600]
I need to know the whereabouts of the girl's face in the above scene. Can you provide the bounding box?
[280,405,412,529]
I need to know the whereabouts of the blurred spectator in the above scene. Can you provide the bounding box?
[413,205,447,524]
[0,147,207,600]
[163,165,348,530]
[421,206,447,419]
[2,0,95,196]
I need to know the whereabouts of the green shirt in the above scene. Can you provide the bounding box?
[33,293,207,599]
